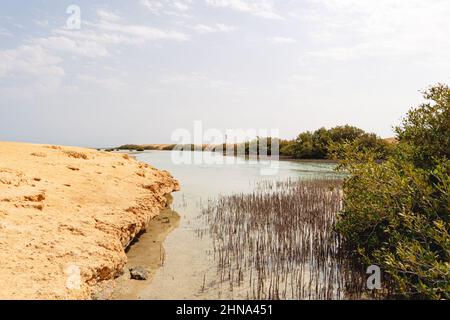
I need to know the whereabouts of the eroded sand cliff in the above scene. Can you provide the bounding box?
[0,142,179,299]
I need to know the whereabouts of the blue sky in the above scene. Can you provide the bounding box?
[0,0,449,147]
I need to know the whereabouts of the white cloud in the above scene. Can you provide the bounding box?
[303,0,450,65]
[33,20,49,28]
[141,0,166,13]
[0,8,191,97]
[78,74,126,90]
[0,44,66,97]
[270,37,296,44]
[140,0,193,16]
[28,12,190,59]
[172,0,191,12]
[205,0,283,19]
[0,27,13,38]
[96,9,122,22]
[0,44,64,78]
[192,23,236,34]
[33,35,110,58]
[97,20,189,41]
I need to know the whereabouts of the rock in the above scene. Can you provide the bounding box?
[129,266,148,280]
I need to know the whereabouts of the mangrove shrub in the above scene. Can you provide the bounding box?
[336,84,450,299]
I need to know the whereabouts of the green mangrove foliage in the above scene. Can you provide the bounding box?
[213,127,390,159]
[335,84,450,299]
[280,125,391,160]
[111,127,389,160]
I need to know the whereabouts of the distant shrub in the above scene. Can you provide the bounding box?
[279,139,296,156]
[116,144,158,151]
[290,126,390,160]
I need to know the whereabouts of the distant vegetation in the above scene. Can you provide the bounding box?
[279,125,391,160]
[109,126,391,161]
[107,144,159,152]
[335,84,449,299]
[112,125,392,159]
[211,126,391,160]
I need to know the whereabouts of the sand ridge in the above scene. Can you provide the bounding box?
[0,142,179,299]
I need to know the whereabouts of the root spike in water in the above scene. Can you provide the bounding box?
[199,178,369,300]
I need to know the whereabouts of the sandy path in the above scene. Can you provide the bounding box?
[0,142,179,299]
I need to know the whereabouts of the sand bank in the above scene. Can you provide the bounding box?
[0,142,179,299]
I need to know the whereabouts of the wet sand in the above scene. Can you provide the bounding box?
[109,206,181,299]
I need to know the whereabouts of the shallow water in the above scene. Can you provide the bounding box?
[113,151,344,300]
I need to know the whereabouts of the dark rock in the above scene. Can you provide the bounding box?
[129,266,148,280]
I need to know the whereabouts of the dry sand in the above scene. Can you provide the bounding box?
[0,142,179,299]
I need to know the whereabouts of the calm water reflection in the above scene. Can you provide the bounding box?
[117,151,341,299]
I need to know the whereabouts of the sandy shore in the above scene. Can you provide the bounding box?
[0,142,179,299]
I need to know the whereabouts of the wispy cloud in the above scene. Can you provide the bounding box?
[0,44,63,78]
[191,23,236,34]
[96,9,122,22]
[303,0,450,65]
[0,27,13,38]
[205,0,283,20]
[78,74,126,90]
[0,44,65,97]
[0,7,190,96]
[30,9,190,58]
[32,35,110,58]
[93,8,189,42]
[140,0,163,13]
[33,20,49,28]
[96,20,189,42]
[140,0,193,16]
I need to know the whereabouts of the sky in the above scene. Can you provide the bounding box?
[0,0,449,148]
